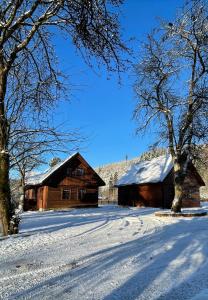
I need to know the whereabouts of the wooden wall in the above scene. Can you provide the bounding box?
[25,154,102,210]
[24,188,37,211]
[46,186,98,209]
[118,184,163,208]
[182,169,201,207]
[118,169,201,208]
[162,171,175,208]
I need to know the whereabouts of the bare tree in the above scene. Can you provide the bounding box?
[10,122,80,214]
[134,0,208,212]
[13,156,44,213]
[0,1,129,235]
[49,157,62,168]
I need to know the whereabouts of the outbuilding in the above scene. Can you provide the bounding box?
[25,152,105,211]
[115,155,205,208]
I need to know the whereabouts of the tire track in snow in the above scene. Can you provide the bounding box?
[74,209,141,239]
[121,210,168,237]
[70,217,111,238]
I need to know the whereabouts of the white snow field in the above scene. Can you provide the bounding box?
[0,204,208,300]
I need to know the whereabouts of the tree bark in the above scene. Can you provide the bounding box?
[171,160,185,213]
[171,181,184,213]
[18,177,25,213]
[0,152,11,235]
[0,51,12,236]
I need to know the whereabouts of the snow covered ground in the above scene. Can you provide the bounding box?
[1,204,208,300]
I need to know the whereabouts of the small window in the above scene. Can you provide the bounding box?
[75,168,84,176]
[66,167,72,176]
[78,189,86,201]
[62,189,71,200]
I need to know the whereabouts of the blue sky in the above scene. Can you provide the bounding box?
[52,0,184,168]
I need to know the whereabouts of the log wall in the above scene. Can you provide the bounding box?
[117,169,201,208]
[25,154,103,210]
[182,169,201,207]
[46,186,98,209]
[118,184,163,207]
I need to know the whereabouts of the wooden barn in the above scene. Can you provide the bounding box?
[115,155,205,208]
[24,152,105,211]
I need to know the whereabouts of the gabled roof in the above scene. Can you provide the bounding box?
[25,152,105,187]
[116,155,173,186]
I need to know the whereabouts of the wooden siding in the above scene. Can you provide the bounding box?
[182,169,201,207]
[24,188,37,211]
[138,184,163,207]
[163,171,175,208]
[118,168,201,208]
[37,187,43,210]
[25,153,103,210]
[43,155,103,188]
[118,184,163,208]
[46,186,98,209]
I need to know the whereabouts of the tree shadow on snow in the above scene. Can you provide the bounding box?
[9,214,208,300]
[19,206,157,235]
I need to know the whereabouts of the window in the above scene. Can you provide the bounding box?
[66,167,72,176]
[67,167,84,177]
[78,189,86,201]
[75,168,84,176]
[62,189,71,200]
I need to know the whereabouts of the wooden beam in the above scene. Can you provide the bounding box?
[43,186,48,209]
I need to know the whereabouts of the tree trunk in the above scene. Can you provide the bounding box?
[0,51,12,236]
[171,160,186,213]
[18,178,25,213]
[171,181,184,213]
[0,152,11,235]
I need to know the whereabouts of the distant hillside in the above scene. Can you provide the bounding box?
[95,156,140,201]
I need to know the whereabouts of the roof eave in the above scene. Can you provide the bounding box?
[115,181,163,187]
[25,183,42,189]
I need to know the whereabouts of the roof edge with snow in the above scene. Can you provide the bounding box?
[115,154,173,187]
[25,152,79,186]
[25,152,106,187]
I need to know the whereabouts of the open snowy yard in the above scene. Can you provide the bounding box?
[1,205,208,300]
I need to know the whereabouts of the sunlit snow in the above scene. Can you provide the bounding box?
[0,204,208,299]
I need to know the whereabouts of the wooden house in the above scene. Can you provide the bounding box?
[24,152,105,211]
[115,155,205,208]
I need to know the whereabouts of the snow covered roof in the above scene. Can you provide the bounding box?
[25,152,78,186]
[116,155,173,186]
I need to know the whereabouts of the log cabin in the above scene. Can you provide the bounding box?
[24,152,105,211]
[115,155,205,208]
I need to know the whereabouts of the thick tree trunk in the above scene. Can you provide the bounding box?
[0,152,11,235]
[171,181,184,213]
[0,51,12,235]
[171,160,186,213]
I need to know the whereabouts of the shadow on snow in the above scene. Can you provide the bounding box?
[10,207,208,300]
